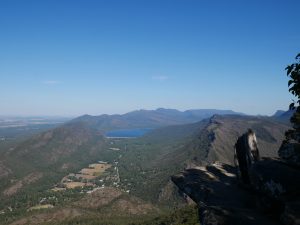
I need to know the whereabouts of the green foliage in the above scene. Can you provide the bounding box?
[130,205,199,225]
[285,53,300,141]
[286,53,300,109]
[0,116,290,225]
[114,121,210,205]
[43,205,199,225]
[0,112,289,225]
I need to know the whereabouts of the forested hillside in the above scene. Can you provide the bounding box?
[0,114,290,225]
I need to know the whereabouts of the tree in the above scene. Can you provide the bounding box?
[279,53,300,166]
[285,53,300,141]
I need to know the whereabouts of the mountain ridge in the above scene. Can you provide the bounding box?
[71,108,244,132]
[272,109,294,124]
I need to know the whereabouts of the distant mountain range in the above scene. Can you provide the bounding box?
[71,108,244,132]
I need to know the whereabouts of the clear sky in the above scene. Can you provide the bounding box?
[1,0,299,116]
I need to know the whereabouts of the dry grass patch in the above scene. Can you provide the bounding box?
[80,163,111,177]
[75,173,96,180]
[51,187,66,192]
[28,204,54,211]
[64,182,93,189]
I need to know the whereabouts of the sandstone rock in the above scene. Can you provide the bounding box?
[172,162,280,225]
[249,158,300,199]
[278,141,300,167]
[249,158,300,225]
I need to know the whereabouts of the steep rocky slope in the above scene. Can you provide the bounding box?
[205,115,290,165]
[153,115,290,170]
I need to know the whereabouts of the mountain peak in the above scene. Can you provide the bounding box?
[272,110,286,117]
[272,109,294,124]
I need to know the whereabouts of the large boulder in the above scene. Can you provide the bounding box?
[278,141,300,167]
[250,158,300,198]
[249,158,300,225]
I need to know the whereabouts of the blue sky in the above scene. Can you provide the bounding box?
[0,0,299,116]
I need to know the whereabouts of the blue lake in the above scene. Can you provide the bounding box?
[105,128,154,138]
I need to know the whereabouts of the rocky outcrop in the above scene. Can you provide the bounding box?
[172,160,300,225]
[250,159,300,199]
[278,141,300,167]
[249,158,300,225]
[205,115,289,165]
[172,162,280,225]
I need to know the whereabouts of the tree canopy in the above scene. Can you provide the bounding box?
[285,53,300,141]
[286,53,300,110]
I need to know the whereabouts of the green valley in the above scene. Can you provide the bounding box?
[0,111,290,225]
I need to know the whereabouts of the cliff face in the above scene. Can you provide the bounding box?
[206,115,289,165]
[249,159,300,225]
[278,139,300,167]
[172,148,300,225]
[171,114,300,225]
[172,162,282,225]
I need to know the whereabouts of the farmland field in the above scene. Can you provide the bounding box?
[80,163,112,177]
[58,162,113,190]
